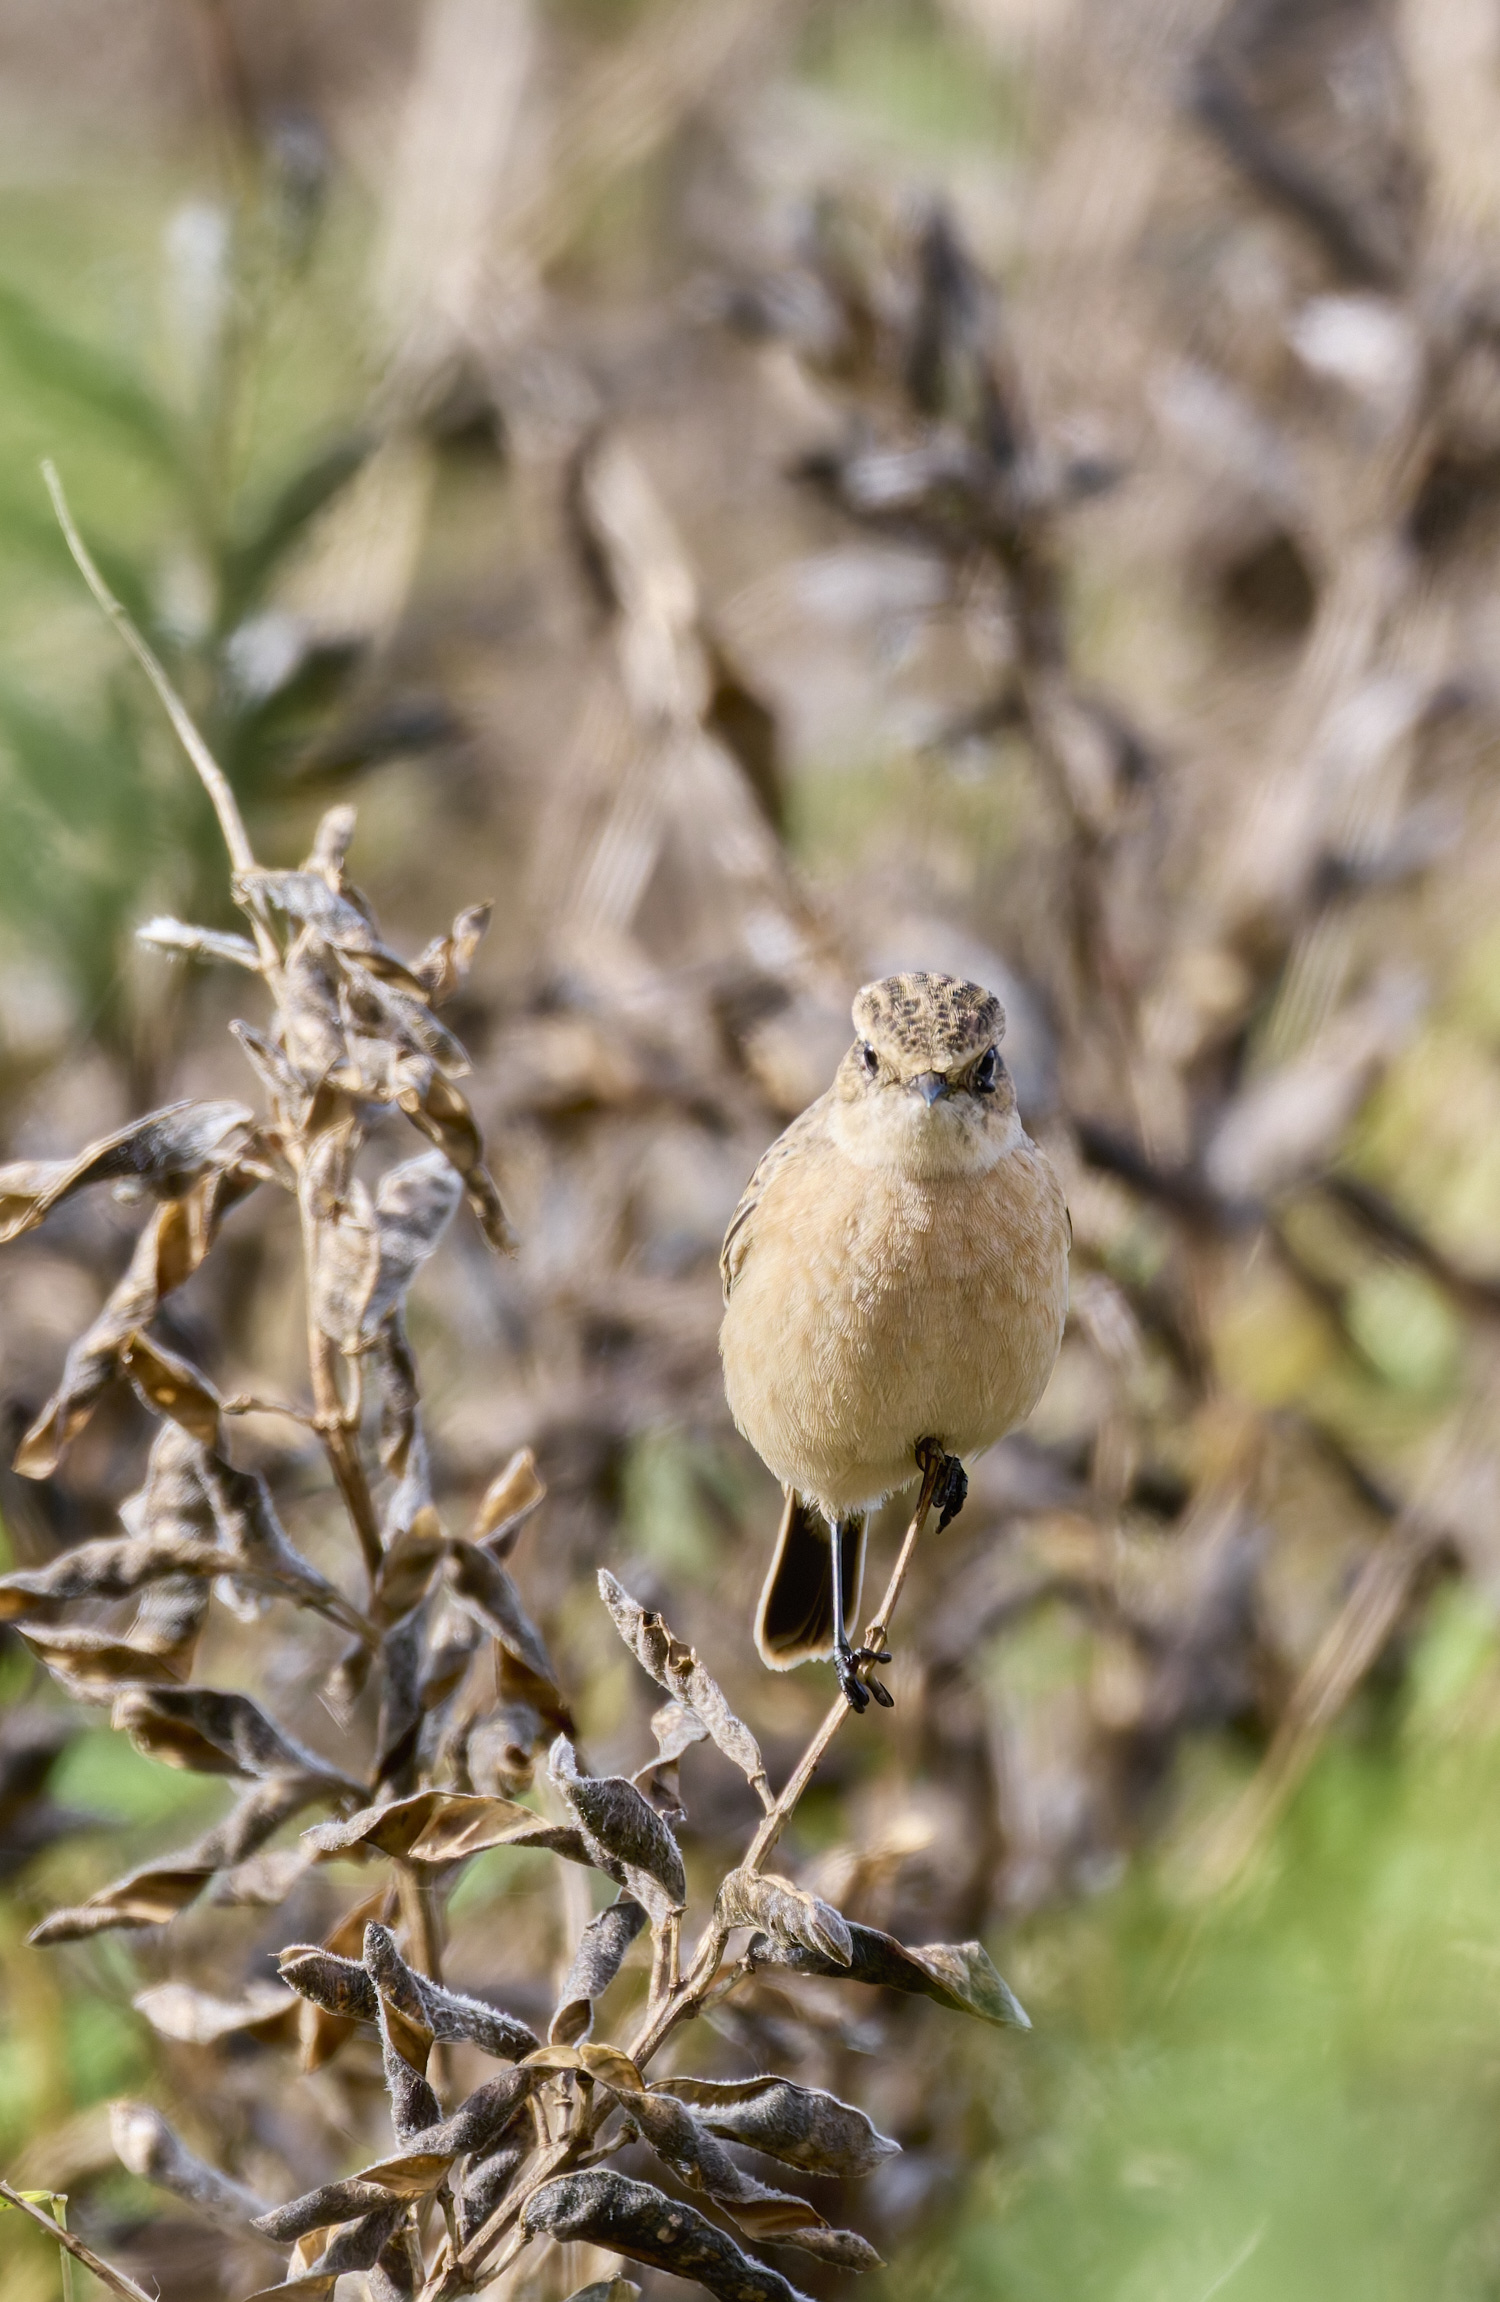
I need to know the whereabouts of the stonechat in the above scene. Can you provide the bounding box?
[720,971,1070,1710]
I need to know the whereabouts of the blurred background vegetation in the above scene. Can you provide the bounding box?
[8,0,1500,2294]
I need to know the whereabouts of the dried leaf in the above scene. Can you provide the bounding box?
[133,1980,298,2044]
[121,1333,223,1447]
[137,916,262,970]
[412,901,491,1004]
[561,2285,641,2302]
[549,1737,687,1922]
[658,2076,899,2179]
[14,1165,255,1477]
[457,2136,529,2244]
[599,1571,770,1805]
[747,1923,1030,2026]
[237,869,421,989]
[354,2072,537,2202]
[279,940,347,1082]
[0,1099,252,1246]
[619,2089,826,2239]
[110,1686,358,1788]
[19,1625,184,1700]
[109,2101,268,2233]
[447,1541,557,1684]
[631,1698,706,1818]
[231,1019,306,1111]
[304,1789,535,1863]
[341,958,471,1074]
[15,1224,184,1479]
[277,1942,540,2061]
[310,1152,462,1353]
[772,2227,884,2271]
[243,2201,409,2297]
[255,2180,403,2242]
[0,1532,222,1622]
[29,1773,330,1942]
[470,1445,545,1556]
[550,1895,648,2045]
[29,1864,213,1940]
[196,1451,351,1618]
[395,1068,516,1253]
[375,1511,448,1625]
[131,1573,209,1670]
[718,1871,852,1968]
[521,2170,814,2302]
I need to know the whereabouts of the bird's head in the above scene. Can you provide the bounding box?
[830,971,1020,1174]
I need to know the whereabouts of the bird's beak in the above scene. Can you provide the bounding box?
[911,1071,948,1107]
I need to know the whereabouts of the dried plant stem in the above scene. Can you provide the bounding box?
[0,2180,155,2302]
[626,1450,945,2072]
[41,463,274,935]
[424,1459,948,2297]
[429,2135,575,2297]
[308,1316,384,1583]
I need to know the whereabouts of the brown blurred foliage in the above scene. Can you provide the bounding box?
[8,0,1500,2294]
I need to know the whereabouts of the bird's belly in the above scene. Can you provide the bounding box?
[721,1161,1066,1515]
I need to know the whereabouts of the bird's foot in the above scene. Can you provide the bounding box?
[836,1633,894,1714]
[915,1437,968,1530]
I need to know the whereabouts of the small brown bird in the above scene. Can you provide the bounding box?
[720,971,1069,1711]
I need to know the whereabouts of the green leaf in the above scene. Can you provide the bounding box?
[218,433,372,624]
[0,280,179,473]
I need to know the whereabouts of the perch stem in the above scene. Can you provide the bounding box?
[625,1449,944,2071]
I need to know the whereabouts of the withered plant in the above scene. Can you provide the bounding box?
[0,475,1025,2302]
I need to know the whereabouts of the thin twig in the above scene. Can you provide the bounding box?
[625,1449,945,2073]
[0,2180,156,2302]
[41,458,285,987]
[43,461,256,878]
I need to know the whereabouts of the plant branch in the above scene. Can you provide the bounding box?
[0,2180,155,2302]
[625,1447,945,2072]
[41,458,284,981]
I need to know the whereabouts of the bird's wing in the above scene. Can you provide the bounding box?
[720,1093,831,1303]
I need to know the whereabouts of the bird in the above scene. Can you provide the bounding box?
[719,970,1069,1712]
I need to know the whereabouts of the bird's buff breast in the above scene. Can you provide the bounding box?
[720,1132,1068,1516]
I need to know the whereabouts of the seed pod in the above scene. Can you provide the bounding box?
[110,2101,269,2235]
[747,1921,1030,2026]
[549,1737,686,1922]
[521,2170,814,2302]
[657,2075,899,2179]
[717,1870,852,1968]
[599,1571,770,1807]
[550,1895,648,2045]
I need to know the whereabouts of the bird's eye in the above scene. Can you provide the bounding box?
[859,1042,879,1078]
[972,1047,998,1092]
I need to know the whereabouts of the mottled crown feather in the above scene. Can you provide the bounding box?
[851,972,1006,1070]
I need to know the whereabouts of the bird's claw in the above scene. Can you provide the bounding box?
[836,1637,894,1714]
[916,1437,968,1530]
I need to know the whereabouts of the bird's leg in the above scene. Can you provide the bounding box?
[830,1515,892,1713]
[915,1436,968,1530]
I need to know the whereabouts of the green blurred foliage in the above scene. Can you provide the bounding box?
[915,1586,1500,2302]
[0,161,378,1078]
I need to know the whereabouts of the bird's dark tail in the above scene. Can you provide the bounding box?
[755,1492,866,1669]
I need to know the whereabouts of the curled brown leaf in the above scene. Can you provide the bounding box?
[599,1571,770,1807]
[717,1870,852,1968]
[747,1922,1030,2027]
[657,2075,898,2179]
[521,2170,814,2302]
